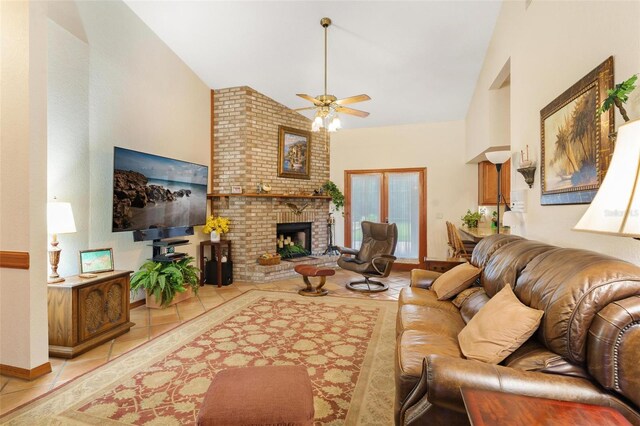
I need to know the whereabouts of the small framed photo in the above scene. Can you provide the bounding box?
[231,186,243,194]
[79,248,114,274]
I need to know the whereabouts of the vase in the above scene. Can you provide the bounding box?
[210,231,221,242]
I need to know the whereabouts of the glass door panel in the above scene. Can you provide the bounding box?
[387,172,420,262]
[350,173,381,249]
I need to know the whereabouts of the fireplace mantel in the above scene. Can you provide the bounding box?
[208,193,331,200]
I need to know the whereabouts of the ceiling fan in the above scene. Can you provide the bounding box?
[295,17,371,132]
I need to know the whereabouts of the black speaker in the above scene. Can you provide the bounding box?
[205,260,233,286]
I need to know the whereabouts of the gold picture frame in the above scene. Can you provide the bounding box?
[278,126,311,180]
[79,248,114,274]
[540,56,614,205]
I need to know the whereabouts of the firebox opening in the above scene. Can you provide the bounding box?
[276,222,312,258]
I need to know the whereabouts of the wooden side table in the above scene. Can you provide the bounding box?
[199,240,232,287]
[424,257,466,273]
[461,388,631,426]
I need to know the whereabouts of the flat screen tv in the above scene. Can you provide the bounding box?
[112,147,208,241]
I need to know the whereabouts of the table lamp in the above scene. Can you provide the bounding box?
[574,118,639,239]
[485,150,512,234]
[47,200,77,283]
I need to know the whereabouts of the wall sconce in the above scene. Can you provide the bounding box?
[517,165,536,188]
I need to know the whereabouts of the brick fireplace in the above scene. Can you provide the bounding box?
[210,87,336,281]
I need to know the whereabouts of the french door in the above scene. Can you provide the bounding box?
[344,168,427,270]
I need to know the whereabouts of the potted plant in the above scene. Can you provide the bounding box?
[461,209,482,228]
[203,215,230,242]
[322,180,345,212]
[131,256,200,308]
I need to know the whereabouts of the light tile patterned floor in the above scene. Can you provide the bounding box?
[0,269,408,415]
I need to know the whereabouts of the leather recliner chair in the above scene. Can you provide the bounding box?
[337,221,398,292]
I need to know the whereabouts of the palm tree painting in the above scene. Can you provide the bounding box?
[543,86,598,192]
[540,57,614,205]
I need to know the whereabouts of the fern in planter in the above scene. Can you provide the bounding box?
[131,257,199,307]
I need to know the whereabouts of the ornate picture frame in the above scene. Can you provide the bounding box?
[278,126,311,180]
[540,56,614,205]
[79,248,114,274]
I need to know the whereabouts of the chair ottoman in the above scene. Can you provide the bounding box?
[197,365,315,426]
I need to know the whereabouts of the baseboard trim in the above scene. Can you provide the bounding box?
[130,299,146,309]
[0,361,51,380]
[0,251,30,269]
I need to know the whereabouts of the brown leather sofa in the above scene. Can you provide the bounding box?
[396,234,640,425]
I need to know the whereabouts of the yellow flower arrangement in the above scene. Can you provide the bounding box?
[203,215,230,235]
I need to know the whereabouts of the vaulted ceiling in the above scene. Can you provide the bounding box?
[125,1,502,129]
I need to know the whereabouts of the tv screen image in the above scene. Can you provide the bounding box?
[112,147,208,234]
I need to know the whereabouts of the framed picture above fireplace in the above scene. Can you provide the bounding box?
[278,126,311,180]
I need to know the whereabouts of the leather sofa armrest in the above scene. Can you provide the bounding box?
[410,269,442,289]
[338,246,359,256]
[400,355,614,424]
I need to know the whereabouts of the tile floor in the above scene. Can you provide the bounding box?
[0,269,409,415]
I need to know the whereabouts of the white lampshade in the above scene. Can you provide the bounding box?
[47,201,77,235]
[502,211,523,227]
[574,118,640,237]
[485,150,512,164]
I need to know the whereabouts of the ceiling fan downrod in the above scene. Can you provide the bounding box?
[321,17,331,98]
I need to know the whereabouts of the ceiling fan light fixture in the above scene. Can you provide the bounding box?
[312,115,323,132]
[295,17,371,130]
[330,116,341,130]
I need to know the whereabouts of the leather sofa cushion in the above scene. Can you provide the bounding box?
[515,248,640,364]
[458,287,490,324]
[503,340,590,379]
[459,285,544,364]
[481,239,556,298]
[432,263,481,300]
[397,305,465,338]
[410,269,441,289]
[470,234,523,268]
[396,330,463,403]
[398,288,460,314]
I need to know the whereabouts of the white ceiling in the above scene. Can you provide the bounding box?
[124,1,502,129]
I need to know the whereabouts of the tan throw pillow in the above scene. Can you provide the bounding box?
[432,263,481,300]
[458,285,544,364]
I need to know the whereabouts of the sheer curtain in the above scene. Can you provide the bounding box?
[350,174,381,249]
[388,172,419,260]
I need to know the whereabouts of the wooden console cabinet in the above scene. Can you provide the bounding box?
[47,270,134,358]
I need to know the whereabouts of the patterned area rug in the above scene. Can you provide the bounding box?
[2,290,397,425]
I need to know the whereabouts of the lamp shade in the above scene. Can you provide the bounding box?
[502,211,518,227]
[485,150,512,164]
[47,201,77,234]
[574,118,640,237]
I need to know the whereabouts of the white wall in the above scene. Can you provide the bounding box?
[47,19,90,277]
[331,121,476,258]
[0,0,210,371]
[48,0,211,283]
[466,0,640,265]
[0,1,50,370]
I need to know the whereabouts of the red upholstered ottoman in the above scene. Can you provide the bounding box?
[197,365,314,426]
[294,264,335,296]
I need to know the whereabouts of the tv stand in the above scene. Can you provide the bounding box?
[150,239,190,262]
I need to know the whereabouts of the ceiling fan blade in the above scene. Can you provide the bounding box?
[293,107,317,112]
[335,94,371,105]
[296,94,323,105]
[335,106,370,118]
